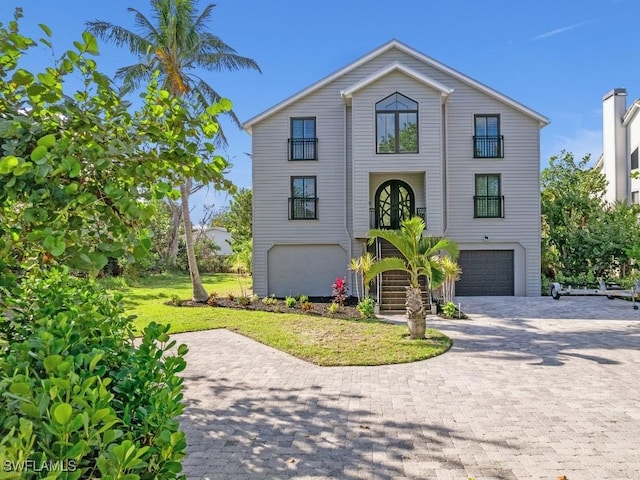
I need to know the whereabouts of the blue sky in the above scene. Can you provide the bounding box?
[3,0,639,222]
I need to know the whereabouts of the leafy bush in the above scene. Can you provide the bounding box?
[328,302,341,314]
[331,277,348,306]
[298,294,309,304]
[356,297,376,319]
[0,268,188,479]
[261,295,277,306]
[237,296,250,306]
[285,296,297,308]
[207,293,218,307]
[442,301,457,318]
[301,301,313,312]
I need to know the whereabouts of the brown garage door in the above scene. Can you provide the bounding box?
[456,250,514,296]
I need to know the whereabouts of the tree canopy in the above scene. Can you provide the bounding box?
[0,11,230,282]
[541,150,640,281]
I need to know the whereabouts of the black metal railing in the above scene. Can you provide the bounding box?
[288,138,318,160]
[369,208,427,229]
[289,197,318,220]
[473,135,504,158]
[474,196,504,218]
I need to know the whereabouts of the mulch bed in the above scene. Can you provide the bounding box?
[179,296,364,320]
[175,296,467,320]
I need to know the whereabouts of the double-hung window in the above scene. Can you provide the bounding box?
[474,174,503,218]
[289,176,317,220]
[632,147,639,170]
[474,114,503,158]
[376,92,418,154]
[289,118,317,160]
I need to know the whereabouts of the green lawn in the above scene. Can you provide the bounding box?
[108,273,452,366]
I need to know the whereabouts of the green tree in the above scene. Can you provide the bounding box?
[365,217,458,339]
[542,150,640,281]
[542,151,607,279]
[224,188,252,250]
[0,16,193,478]
[399,122,418,152]
[87,0,260,301]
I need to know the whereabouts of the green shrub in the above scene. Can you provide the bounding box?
[261,295,277,306]
[442,301,457,318]
[356,297,376,319]
[0,268,188,479]
[298,294,309,304]
[284,296,297,308]
[237,296,250,306]
[328,302,340,314]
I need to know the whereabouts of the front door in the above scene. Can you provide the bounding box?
[375,180,415,229]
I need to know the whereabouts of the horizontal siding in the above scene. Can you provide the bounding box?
[251,45,543,296]
[350,72,444,237]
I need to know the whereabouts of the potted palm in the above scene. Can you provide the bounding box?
[365,217,458,339]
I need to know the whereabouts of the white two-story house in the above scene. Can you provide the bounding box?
[243,40,548,304]
[597,88,640,204]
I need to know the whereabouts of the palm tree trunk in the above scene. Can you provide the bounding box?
[166,199,182,267]
[180,180,208,302]
[405,286,426,339]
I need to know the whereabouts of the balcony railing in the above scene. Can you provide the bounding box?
[288,138,318,160]
[289,197,318,220]
[369,207,427,229]
[473,135,504,158]
[474,196,504,218]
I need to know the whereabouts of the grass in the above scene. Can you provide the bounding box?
[105,273,452,366]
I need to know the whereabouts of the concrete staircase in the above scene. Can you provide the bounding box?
[377,240,429,314]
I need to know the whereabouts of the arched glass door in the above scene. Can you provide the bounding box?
[375,180,415,229]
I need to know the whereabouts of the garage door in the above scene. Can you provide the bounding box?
[267,244,346,297]
[456,250,514,296]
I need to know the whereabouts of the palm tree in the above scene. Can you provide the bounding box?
[87,0,260,301]
[365,217,459,339]
[438,255,462,304]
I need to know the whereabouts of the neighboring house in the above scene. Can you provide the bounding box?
[596,88,640,204]
[199,226,233,256]
[243,40,548,303]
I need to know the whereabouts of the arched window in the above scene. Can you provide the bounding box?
[376,92,418,154]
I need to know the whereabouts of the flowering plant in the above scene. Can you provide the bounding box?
[331,276,348,306]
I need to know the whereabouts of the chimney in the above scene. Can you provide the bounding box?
[602,88,628,203]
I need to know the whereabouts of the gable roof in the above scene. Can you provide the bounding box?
[243,39,549,133]
[623,99,640,127]
[340,61,454,104]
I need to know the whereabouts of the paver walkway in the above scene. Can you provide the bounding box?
[176,296,640,480]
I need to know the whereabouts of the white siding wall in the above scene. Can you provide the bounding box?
[350,71,444,237]
[445,96,541,296]
[251,86,351,296]
[251,46,543,297]
[628,114,640,202]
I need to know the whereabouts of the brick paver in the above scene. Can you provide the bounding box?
[176,296,640,479]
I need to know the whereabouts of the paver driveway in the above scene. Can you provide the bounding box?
[176,296,640,480]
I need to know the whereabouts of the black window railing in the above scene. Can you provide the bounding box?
[289,197,318,220]
[369,208,427,228]
[288,138,318,160]
[473,136,504,158]
[474,196,504,218]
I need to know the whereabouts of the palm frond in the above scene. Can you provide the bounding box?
[195,51,262,73]
[86,20,152,57]
[364,257,408,283]
[366,228,414,261]
[115,63,154,93]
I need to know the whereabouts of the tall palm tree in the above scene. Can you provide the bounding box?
[87,0,260,301]
[365,217,459,339]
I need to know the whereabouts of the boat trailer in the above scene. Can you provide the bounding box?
[550,280,640,309]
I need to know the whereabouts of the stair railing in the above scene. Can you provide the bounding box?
[375,238,382,306]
